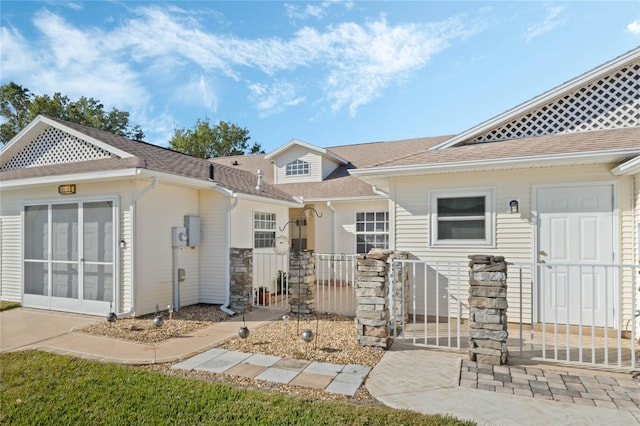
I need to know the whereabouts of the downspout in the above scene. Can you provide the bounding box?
[326,201,336,253]
[215,185,238,316]
[371,185,389,197]
[117,177,158,318]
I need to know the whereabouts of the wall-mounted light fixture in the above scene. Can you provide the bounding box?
[509,199,519,214]
[58,184,76,195]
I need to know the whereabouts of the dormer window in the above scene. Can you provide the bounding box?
[286,159,309,176]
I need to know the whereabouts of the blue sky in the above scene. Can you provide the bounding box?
[1,1,639,152]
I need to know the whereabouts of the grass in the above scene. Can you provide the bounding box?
[0,351,475,426]
[0,301,20,311]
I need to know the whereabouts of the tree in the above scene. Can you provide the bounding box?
[0,82,145,144]
[169,118,263,159]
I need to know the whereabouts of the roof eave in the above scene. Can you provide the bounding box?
[301,195,387,203]
[349,148,640,178]
[0,168,141,189]
[265,139,348,165]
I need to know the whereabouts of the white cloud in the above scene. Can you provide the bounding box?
[248,80,305,117]
[0,4,480,128]
[525,5,566,42]
[628,20,640,34]
[174,75,218,112]
[284,1,354,21]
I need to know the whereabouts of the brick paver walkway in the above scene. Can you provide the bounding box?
[460,360,640,413]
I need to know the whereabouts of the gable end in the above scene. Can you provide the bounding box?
[0,126,117,171]
[468,60,639,144]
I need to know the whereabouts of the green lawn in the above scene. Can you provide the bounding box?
[0,301,21,311]
[0,351,474,425]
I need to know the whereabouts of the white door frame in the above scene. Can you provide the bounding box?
[531,181,619,327]
[22,196,119,315]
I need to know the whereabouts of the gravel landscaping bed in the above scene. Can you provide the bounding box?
[81,304,230,343]
[83,304,386,404]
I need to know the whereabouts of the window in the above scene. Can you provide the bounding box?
[356,211,389,254]
[254,212,276,248]
[286,159,309,176]
[430,189,494,246]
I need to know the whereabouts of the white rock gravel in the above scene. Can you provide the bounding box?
[83,305,386,404]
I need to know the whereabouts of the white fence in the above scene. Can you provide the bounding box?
[315,253,357,315]
[391,258,640,370]
[252,252,290,310]
[251,252,357,315]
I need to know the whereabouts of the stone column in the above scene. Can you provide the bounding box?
[355,249,391,349]
[468,255,508,365]
[288,250,315,314]
[229,248,253,312]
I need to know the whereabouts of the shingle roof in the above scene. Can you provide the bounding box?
[0,117,297,204]
[369,127,640,169]
[212,135,451,199]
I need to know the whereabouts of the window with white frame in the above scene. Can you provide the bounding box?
[430,189,494,246]
[254,212,276,248]
[356,211,389,254]
[286,159,309,176]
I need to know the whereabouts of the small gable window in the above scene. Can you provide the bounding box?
[286,159,309,176]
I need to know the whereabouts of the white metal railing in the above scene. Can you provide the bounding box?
[251,252,357,314]
[510,262,639,369]
[391,258,640,369]
[390,259,468,350]
[252,252,289,309]
[314,253,357,315]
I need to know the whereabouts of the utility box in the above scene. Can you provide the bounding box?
[184,215,200,247]
[172,227,188,247]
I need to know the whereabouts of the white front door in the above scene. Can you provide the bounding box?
[537,185,615,327]
[23,200,115,315]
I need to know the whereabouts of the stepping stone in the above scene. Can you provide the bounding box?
[256,367,300,384]
[304,361,344,377]
[172,349,228,370]
[198,350,252,373]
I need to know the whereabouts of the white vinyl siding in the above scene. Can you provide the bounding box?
[135,183,199,315]
[229,200,290,250]
[636,175,640,262]
[274,147,322,183]
[0,215,21,302]
[198,190,228,304]
[272,146,342,183]
[311,200,390,254]
[391,163,634,321]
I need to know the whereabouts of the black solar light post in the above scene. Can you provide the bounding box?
[279,207,322,336]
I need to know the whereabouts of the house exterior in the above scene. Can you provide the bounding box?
[0,116,300,316]
[350,47,640,328]
[1,47,638,326]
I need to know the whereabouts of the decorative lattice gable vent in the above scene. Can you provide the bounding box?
[1,127,116,171]
[470,62,640,143]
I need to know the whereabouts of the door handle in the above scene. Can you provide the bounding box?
[538,250,547,256]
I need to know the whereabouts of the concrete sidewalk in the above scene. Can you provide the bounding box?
[366,343,640,425]
[0,307,284,363]
[3,308,640,425]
